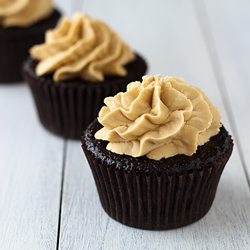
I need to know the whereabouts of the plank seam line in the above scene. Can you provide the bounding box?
[56,139,68,250]
[192,0,250,190]
[100,218,110,249]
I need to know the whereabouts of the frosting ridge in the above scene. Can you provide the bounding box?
[0,0,53,27]
[95,75,221,160]
[30,12,136,82]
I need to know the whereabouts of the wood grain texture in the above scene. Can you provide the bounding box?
[0,84,64,250]
[200,0,250,182]
[58,0,250,249]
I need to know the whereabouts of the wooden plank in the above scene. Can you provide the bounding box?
[58,140,110,249]
[0,84,64,250]
[200,0,250,182]
[59,0,250,249]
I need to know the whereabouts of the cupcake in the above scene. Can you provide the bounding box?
[22,12,147,139]
[0,0,60,83]
[81,75,233,230]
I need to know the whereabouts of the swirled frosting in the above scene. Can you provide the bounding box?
[0,0,53,27]
[95,75,221,160]
[30,12,136,82]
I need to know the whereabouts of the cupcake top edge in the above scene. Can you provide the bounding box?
[95,74,222,160]
[0,0,53,28]
[29,12,136,82]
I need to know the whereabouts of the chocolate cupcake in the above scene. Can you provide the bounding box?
[0,0,60,83]
[22,13,147,139]
[81,75,233,230]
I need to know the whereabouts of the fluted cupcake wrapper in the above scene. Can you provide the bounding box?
[0,10,60,83]
[27,78,128,139]
[83,148,229,230]
[22,53,147,139]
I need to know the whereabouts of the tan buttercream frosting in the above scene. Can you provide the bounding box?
[0,0,53,27]
[95,75,221,160]
[30,12,136,82]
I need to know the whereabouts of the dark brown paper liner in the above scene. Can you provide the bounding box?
[22,54,147,139]
[28,79,129,139]
[0,9,60,83]
[83,149,229,230]
[81,120,233,230]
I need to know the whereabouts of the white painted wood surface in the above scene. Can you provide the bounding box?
[0,84,64,250]
[1,0,250,249]
[203,0,250,181]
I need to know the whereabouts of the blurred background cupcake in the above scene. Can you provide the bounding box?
[0,0,61,83]
[22,12,147,139]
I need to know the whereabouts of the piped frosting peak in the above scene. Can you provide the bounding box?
[95,75,221,160]
[30,12,136,82]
